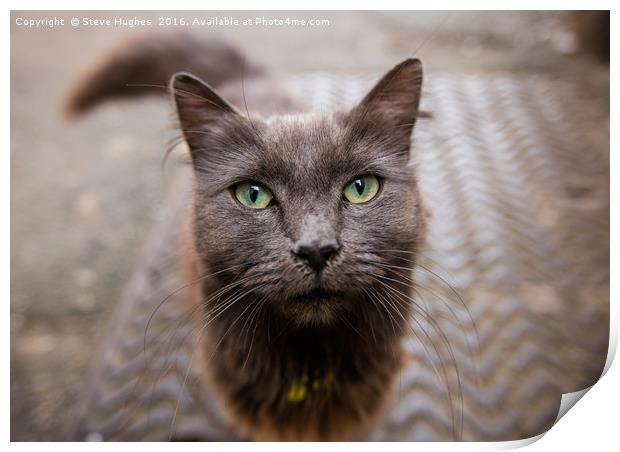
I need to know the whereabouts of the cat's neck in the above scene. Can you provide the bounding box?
[202,290,404,440]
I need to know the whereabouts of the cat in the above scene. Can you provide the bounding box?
[66,32,428,441]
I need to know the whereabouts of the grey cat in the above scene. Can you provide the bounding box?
[66,32,428,441]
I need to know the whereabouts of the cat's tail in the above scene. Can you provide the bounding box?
[63,32,263,117]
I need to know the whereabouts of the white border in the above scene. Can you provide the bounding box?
[6,1,616,451]
[1,0,617,11]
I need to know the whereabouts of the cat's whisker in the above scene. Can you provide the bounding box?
[143,280,256,423]
[118,274,251,435]
[369,275,463,441]
[359,292,379,346]
[126,267,269,432]
[205,286,267,361]
[372,284,445,381]
[409,282,481,387]
[120,264,251,423]
[144,271,261,377]
[241,296,270,371]
[362,259,480,367]
[362,286,398,338]
[363,274,455,410]
[161,134,190,170]
[143,261,252,363]
[238,291,267,348]
[168,283,267,439]
[337,311,369,345]
[239,46,262,140]
[127,82,239,114]
[372,290,460,440]
[361,249,480,361]
[363,287,408,400]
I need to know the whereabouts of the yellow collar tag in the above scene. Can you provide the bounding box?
[287,370,334,403]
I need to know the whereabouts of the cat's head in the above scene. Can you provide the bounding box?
[172,59,427,326]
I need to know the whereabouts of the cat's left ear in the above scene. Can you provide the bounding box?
[170,72,242,150]
[352,58,423,135]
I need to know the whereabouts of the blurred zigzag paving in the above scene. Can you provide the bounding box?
[70,73,609,441]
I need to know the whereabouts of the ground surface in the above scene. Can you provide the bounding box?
[10,11,609,441]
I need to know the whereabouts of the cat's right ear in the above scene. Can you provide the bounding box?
[170,72,241,149]
[350,58,423,136]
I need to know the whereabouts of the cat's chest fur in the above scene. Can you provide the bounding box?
[199,302,401,440]
[205,323,401,441]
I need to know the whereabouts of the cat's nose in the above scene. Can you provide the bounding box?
[293,240,340,273]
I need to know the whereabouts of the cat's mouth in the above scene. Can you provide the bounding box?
[278,286,352,326]
[296,288,341,305]
[304,288,336,304]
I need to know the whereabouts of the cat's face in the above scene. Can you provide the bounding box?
[173,60,426,326]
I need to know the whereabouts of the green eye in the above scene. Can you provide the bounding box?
[234,182,273,209]
[343,175,380,204]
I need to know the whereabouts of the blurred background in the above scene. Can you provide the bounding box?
[10,11,609,441]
